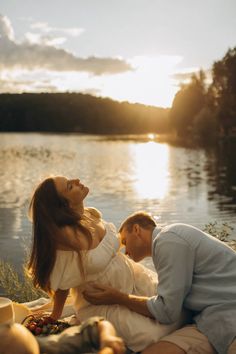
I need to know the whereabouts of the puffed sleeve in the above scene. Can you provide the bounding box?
[85,207,102,219]
[50,251,83,292]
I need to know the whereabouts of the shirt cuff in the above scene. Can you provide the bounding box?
[147,296,159,320]
[147,296,172,324]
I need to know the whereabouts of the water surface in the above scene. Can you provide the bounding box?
[0,133,236,270]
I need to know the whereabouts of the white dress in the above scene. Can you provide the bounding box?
[50,222,186,352]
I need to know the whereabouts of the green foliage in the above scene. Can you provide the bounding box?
[0,260,47,302]
[170,47,236,142]
[204,222,236,250]
[208,47,236,134]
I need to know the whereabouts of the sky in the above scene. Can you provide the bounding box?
[0,0,235,107]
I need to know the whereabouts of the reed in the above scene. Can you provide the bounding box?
[0,260,46,302]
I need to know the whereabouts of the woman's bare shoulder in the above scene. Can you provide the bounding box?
[61,225,74,237]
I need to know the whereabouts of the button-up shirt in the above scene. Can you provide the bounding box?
[147,223,236,354]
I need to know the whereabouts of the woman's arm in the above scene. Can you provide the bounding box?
[51,288,69,320]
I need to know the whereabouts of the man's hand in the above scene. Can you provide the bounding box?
[83,283,123,305]
[83,283,154,319]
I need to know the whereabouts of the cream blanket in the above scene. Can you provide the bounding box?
[15,296,77,324]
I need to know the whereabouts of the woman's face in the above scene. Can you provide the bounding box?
[53,176,89,207]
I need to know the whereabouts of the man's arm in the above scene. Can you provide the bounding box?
[148,238,195,323]
[83,284,154,318]
[84,237,195,324]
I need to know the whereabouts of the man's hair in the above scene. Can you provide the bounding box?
[119,211,156,233]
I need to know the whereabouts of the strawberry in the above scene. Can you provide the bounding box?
[37,319,44,327]
[35,327,42,336]
[29,323,36,333]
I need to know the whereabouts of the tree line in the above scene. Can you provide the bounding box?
[0,47,235,144]
[0,92,169,134]
[170,47,236,144]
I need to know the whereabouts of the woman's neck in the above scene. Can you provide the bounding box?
[71,202,84,216]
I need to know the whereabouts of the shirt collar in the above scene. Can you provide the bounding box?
[151,226,162,258]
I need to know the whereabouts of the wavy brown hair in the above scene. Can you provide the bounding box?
[27,177,92,292]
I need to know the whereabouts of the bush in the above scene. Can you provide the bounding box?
[204,221,235,250]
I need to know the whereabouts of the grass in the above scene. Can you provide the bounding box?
[0,260,46,302]
[0,222,235,303]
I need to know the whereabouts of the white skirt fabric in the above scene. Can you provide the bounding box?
[73,253,187,352]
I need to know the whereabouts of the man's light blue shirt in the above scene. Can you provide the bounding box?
[146,223,236,354]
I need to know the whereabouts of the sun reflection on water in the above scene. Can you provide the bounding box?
[132,141,169,199]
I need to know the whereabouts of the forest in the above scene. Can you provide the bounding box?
[0,47,236,144]
[0,92,169,134]
[169,47,236,144]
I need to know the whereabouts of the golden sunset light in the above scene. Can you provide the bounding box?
[1,3,236,351]
[132,141,169,199]
[1,1,235,107]
[95,55,183,107]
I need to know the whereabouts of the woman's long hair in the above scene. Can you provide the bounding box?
[27,177,92,292]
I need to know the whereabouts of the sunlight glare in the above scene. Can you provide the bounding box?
[89,55,183,107]
[132,142,169,199]
[148,133,155,140]
[3,55,184,107]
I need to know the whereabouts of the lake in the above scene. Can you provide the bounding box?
[0,133,236,271]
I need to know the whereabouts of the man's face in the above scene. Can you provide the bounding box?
[120,225,146,262]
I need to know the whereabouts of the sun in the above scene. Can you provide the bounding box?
[30,55,183,108]
[96,55,183,107]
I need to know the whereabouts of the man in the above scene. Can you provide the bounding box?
[0,317,125,354]
[83,212,236,354]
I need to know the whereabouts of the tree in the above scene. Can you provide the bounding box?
[209,47,236,135]
[193,107,219,144]
[0,93,169,134]
[170,70,206,136]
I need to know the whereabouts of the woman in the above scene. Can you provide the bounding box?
[27,176,186,353]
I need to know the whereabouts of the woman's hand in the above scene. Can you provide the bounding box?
[83,283,124,305]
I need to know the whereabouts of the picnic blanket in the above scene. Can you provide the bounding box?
[14,295,77,324]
